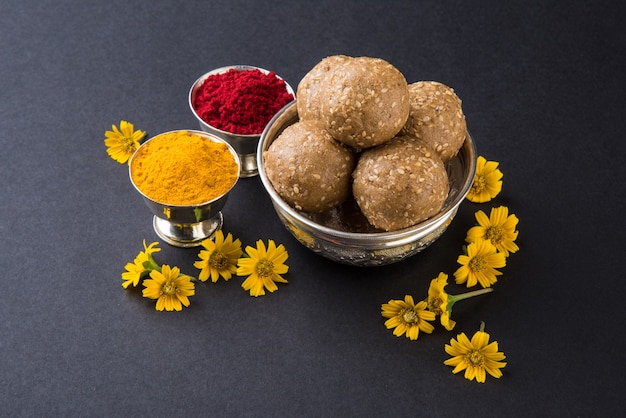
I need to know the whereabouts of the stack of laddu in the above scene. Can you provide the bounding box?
[263,55,467,232]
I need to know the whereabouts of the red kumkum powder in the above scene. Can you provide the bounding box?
[193,68,294,135]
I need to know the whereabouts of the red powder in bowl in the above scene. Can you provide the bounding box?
[193,68,294,135]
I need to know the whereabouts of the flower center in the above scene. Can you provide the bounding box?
[471,175,486,193]
[255,259,275,278]
[402,308,419,324]
[469,255,486,273]
[466,349,484,366]
[428,297,443,315]
[162,280,177,296]
[209,251,229,270]
[123,136,138,153]
[485,225,504,245]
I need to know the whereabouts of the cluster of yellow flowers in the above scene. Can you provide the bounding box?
[121,231,290,311]
[195,231,289,297]
[104,120,288,311]
[106,122,513,382]
[106,120,290,306]
[381,156,518,383]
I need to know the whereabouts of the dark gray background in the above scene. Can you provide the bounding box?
[2,0,624,416]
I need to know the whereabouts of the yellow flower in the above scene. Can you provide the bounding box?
[426,272,494,331]
[194,230,243,282]
[426,273,456,331]
[466,156,503,203]
[381,295,436,340]
[121,240,161,288]
[466,206,519,256]
[142,264,195,311]
[454,239,506,288]
[237,240,289,297]
[444,323,507,383]
[104,120,146,164]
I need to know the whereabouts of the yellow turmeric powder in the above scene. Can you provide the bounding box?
[130,130,239,205]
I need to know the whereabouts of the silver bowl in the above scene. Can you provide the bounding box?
[257,101,477,266]
[189,65,295,178]
[129,130,241,248]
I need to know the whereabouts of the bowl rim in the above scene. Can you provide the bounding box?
[129,129,241,208]
[257,101,477,241]
[188,65,296,138]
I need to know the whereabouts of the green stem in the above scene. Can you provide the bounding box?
[142,258,161,272]
[449,287,493,303]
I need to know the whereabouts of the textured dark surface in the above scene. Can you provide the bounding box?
[1,0,624,416]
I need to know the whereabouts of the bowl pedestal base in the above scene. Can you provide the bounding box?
[238,153,258,178]
[152,213,223,248]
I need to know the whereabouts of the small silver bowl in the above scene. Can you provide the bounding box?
[129,130,241,248]
[189,65,295,178]
[257,101,477,266]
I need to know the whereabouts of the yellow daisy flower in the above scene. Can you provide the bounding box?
[381,295,436,340]
[121,240,161,288]
[194,230,243,282]
[142,264,195,311]
[104,120,146,164]
[237,240,289,297]
[426,273,456,331]
[426,272,494,331]
[444,323,507,383]
[466,156,503,203]
[454,239,506,288]
[466,206,519,256]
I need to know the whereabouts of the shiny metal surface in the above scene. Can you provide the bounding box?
[129,130,240,247]
[188,65,295,178]
[257,101,477,266]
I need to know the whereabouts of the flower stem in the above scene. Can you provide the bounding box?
[142,258,161,272]
[449,287,493,303]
